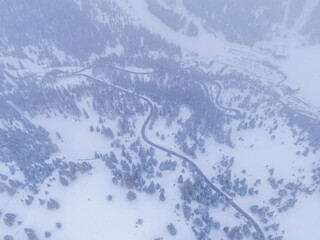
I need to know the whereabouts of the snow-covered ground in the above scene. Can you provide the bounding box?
[115,0,320,118]
[1,1,320,239]
[148,103,320,239]
[0,96,192,239]
[275,45,320,108]
[0,160,194,240]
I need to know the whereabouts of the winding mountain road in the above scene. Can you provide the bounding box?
[259,61,288,87]
[200,79,242,119]
[213,81,242,119]
[70,72,265,240]
[2,66,265,239]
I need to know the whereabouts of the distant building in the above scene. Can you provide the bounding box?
[273,44,288,59]
[282,86,300,94]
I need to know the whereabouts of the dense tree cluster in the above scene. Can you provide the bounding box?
[3,213,16,226]
[95,65,229,148]
[47,198,60,210]
[180,175,221,208]
[186,21,198,37]
[99,143,165,201]
[24,228,39,240]
[0,101,57,184]
[0,0,181,65]
[221,72,320,155]
[167,223,177,236]
[183,0,285,45]
[281,108,320,152]
[146,0,186,32]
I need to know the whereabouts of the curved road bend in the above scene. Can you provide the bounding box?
[197,79,242,119]
[6,67,264,238]
[69,73,265,240]
[111,65,241,119]
[259,61,287,87]
[184,66,241,119]
[212,81,242,119]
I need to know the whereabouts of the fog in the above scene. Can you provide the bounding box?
[0,1,319,240]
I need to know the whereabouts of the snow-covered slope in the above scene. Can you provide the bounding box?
[0,1,320,240]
